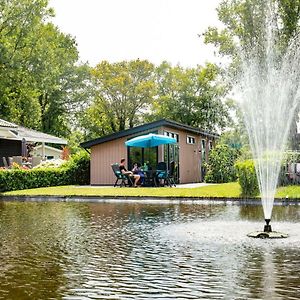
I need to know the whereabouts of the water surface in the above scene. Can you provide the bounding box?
[0,201,299,299]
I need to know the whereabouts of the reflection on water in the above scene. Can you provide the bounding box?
[0,201,299,299]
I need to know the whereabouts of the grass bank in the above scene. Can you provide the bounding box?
[2,182,300,199]
[3,182,241,198]
[276,185,300,199]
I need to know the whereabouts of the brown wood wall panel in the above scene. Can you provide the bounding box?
[179,132,200,183]
[161,126,202,183]
[91,138,127,185]
[89,126,216,185]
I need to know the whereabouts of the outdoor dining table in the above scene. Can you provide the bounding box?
[125,133,177,188]
[142,169,157,187]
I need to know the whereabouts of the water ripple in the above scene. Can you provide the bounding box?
[0,202,299,299]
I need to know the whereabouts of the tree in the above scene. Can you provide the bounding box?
[149,61,231,132]
[0,0,90,137]
[0,0,52,127]
[204,0,300,62]
[83,60,156,136]
[28,22,86,136]
[203,0,300,148]
[205,144,240,183]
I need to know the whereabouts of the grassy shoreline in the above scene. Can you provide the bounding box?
[2,182,300,199]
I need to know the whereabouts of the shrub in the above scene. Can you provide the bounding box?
[0,168,70,192]
[235,159,259,197]
[63,150,90,185]
[0,151,90,192]
[205,144,240,183]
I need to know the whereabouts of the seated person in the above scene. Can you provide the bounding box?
[145,160,152,170]
[119,158,140,187]
[132,162,145,185]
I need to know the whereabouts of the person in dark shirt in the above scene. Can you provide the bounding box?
[119,158,140,187]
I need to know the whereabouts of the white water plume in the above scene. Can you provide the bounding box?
[235,3,300,220]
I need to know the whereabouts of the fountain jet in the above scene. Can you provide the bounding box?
[247,217,288,238]
[235,2,300,237]
[264,219,272,233]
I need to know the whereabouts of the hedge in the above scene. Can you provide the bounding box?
[205,144,240,183]
[0,168,70,192]
[235,159,259,197]
[0,151,90,192]
[63,150,90,185]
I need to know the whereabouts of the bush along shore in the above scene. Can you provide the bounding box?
[0,151,90,192]
[1,151,300,201]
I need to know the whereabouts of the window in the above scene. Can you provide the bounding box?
[201,139,207,161]
[209,140,213,150]
[164,131,179,142]
[128,146,158,170]
[187,136,195,144]
[201,139,206,150]
[127,131,158,169]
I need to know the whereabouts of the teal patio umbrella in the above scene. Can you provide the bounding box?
[125,133,177,148]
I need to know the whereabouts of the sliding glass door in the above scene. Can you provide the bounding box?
[163,144,180,183]
[128,146,158,170]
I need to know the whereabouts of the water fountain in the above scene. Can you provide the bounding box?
[235,2,300,238]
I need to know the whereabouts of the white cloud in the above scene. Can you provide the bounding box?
[49,0,222,67]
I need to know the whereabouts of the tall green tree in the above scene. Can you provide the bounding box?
[0,0,90,137]
[149,61,231,132]
[28,23,89,136]
[203,0,300,149]
[204,0,300,63]
[0,0,52,127]
[82,59,155,137]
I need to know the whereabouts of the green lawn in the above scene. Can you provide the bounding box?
[2,182,300,199]
[276,185,300,199]
[3,182,241,198]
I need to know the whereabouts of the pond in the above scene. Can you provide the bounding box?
[0,200,299,299]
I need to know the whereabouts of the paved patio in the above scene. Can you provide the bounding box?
[77,182,215,188]
[175,182,215,188]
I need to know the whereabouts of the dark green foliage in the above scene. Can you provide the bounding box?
[63,150,90,185]
[235,160,259,197]
[205,144,240,183]
[0,151,90,192]
[149,62,231,132]
[0,168,70,192]
[0,0,90,137]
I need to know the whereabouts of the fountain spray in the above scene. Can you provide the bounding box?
[235,2,300,238]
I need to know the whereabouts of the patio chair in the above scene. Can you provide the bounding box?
[31,156,42,167]
[168,161,176,187]
[155,161,176,187]
[155,162,167,187]
[2,157,10,169]
[8,157,13,166]
[111,163,133,187]
[12,156,23,166]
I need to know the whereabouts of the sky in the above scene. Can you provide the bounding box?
[49,0,223,67]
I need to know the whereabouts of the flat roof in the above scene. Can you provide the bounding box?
[81,119,219,148]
